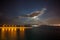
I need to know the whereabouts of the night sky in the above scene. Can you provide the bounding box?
[0,0,60,24]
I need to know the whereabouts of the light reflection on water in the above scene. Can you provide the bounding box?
[1,28,6,40]
[20,27,25,40]
[0,27,25,40]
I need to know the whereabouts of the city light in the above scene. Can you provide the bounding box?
[0,24,35,40]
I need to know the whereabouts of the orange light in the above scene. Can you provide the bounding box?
[20,27,25,31]
[8,28,10,31]
[2,28,4,32]
[11,28,13,31]
[14,28,16,31]
[5,28,7,31]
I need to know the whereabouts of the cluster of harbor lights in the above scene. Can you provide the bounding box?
[0,24,26,31]
[0,24,31,40]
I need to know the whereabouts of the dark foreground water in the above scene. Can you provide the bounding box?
[0,25,60,40]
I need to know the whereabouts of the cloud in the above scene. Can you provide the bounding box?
[12,8,47,25]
